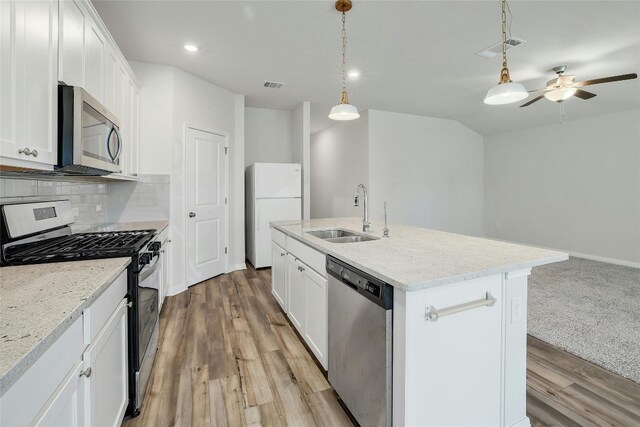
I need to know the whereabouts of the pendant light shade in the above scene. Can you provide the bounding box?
[329,0,359,121]
[484,0,528,105]
[329,90,360,120]
[484,81,529,105]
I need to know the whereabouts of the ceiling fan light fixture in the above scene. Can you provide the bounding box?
[329,0,359,121]
[544,87,577,102]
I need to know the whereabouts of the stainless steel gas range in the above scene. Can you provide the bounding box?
[0,199,161,417]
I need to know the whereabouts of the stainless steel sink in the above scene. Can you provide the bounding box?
[325,235,378,243]
[305,228,379,243]
[306,229,359,239]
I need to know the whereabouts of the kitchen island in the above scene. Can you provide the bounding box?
[271,218,567,427]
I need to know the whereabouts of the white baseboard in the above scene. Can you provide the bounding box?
[228,263,247,272]
[485,236,639,269]
[564,250,640,269]
[165,283,186,296]
[510,417,531,427]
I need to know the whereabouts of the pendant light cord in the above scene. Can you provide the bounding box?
[501,0,507,69]
[341,11,348,94]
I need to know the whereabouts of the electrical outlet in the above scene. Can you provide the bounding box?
[511,297,522,323]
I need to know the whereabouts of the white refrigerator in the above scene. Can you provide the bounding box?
[246,163,302,268]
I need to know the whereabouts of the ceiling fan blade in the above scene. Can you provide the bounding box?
[574,73,638,87]
[519,94,545,107]
[573,89,597,100]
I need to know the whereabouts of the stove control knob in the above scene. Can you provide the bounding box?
[140,252,153,265]
[149,241,162,252]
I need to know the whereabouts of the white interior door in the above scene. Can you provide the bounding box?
[186,127,227,286]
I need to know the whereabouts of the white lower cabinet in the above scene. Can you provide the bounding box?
[83,298,128,427]
[271,241,287,310]
[32,362,86,427]
[286,254,306,331]
[303,266,328,368]
[271,229,328,370]
[0,270,128,427]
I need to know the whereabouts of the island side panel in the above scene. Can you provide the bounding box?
[393,275,504,426]
[502,269,532,427]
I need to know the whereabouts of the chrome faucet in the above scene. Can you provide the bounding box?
[354,184,371,232]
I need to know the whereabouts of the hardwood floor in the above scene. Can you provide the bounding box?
[126,265,640,427]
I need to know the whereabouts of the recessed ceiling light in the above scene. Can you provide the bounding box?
[348,70,361,78]
[184,44,199,52]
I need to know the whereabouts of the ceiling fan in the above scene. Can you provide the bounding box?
[520,66,637,107]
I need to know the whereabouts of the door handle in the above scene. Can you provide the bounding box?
[189,212,196,218]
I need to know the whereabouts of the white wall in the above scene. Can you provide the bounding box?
[292,102,311,219]
[244,107,292,167]
[311,111,369,219]
[131,61,245,295]
[368,110,484,236]
[484,109,640,265]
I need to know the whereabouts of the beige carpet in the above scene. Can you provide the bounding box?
[528,257,640,383]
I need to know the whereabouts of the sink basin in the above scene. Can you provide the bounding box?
[326,235,379,243]
[306,229,359,239]
[305,228,379,243]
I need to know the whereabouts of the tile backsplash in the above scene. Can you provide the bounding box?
[0,174,170,233]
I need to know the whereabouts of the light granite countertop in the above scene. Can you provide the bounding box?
[90,220,169,233]
[272,218,568,292]
[0,257,131,395]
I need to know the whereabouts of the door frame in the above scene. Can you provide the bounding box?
[183,123,230,287]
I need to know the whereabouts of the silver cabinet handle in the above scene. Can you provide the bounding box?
[79,367,92,378]
[132,173,138,176]
[189,212,196,218]
[18,148,31,156]
[280,253,286,257]
[425,292,496,322]
[298,265,305,272]
[31,149,38,157]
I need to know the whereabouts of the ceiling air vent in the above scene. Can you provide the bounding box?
[475,37,526,58]
[263,81,285,89]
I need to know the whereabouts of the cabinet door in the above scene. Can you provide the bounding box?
[104,48,119,116]
[286,255,305,331]
[119,75,132,175]
[271,241,287,310]
[1,0,58,166]
[129,85,139,177]
[32,362,86,427]
[83,16,105,103]
[82,298,128,427]
[58,0,86,86]
[303,266,328,369]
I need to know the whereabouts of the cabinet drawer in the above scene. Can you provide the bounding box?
[287,237,326,278]
[0,317,84,427]
[271,228,287,249]
[84,270,127,344]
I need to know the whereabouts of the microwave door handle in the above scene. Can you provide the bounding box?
[112,126,123,164]
[106,126,117,161]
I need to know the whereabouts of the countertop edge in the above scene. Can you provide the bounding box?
[0,259,131,395]
[272,223,569,292]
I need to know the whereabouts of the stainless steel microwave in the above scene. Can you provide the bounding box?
[57,85,122,175]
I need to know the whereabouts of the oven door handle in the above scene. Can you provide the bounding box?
[139,254,160,283]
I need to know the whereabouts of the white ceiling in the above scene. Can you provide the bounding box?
[93,0,640,135]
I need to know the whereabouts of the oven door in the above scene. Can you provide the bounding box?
[138,254,160,367]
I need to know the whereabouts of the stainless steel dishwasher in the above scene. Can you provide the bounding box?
[327,256,393,427]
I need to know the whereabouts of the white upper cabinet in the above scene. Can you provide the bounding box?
[0,0,58,167]
[58,0,85,87]
[83,16,106,104]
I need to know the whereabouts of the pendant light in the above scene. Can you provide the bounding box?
[484,0,529,105]
[329,0,360,120]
